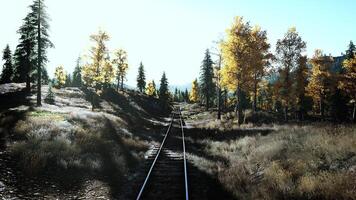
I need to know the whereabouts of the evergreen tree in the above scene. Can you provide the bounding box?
[13,16,36,91]
[32,66,49,84]
[72,57,82,87]
[0,45,14,84]
[136,62,146,93]
[159,72,170,109]
[184,89,189,102]
[12,46,27,83]
[28,0,54,105]
[199,49,215,110]
[44,84,55,104]
[275,27,306,121]
[65,74,72,87]
[346,41,355,59]
[174,88,179,101]
[295,56,309,120]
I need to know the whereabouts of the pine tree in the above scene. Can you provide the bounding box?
[65,74,72,87]
[13,16,36,91]
[346,41,355,59]
[137,62,146,93]
[12,46,27,84]
[173,88,179,101]
[113,49,128,91]
[44,83,55,104]
[32,66,49,84]
[28,0,54,105]
[199,49,215,110]
[184,89,189,102]
[189,79,199,103]
[159,72,170,109]
[275,27,306,121]
[295,56,309,120]
[0,45,14,84]
[72,57,82,87]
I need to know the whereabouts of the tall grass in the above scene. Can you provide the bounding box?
[200,125,356,199]
[10,110,149,176]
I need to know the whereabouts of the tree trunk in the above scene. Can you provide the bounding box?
[117,78,120,91]
[320,98,325,121]
[235,83,243,126]
[120,76,124,91]
[206,94,209,111]
[253,81,257,112]
[284,105,288,122]
[352,102,356,123]
[26,71,31,93]
[224,89,227,112]
[217,87,221,120]
[36,0,41,106]
[298,94,304,121]
[217,54,222,120]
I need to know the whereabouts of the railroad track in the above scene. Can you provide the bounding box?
[136,107,189,200]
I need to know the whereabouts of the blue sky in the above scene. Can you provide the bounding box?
[0,0,355,87]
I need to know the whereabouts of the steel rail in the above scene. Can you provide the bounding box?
[179,107,189,200]
[136,113,175,200]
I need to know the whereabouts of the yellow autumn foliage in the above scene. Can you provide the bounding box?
[189,79,199,103]
[82,30,115,89]
[146,80,156,97]
[339,55,356,101]
[113,49,129,89]
[220,16,252,92]
[306,49,333,104]
[54,65,66,88]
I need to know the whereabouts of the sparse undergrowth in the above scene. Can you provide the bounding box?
[211,125,356,200]
[0,85,170,199]
[183,103,356,200]
[11,110,149,176]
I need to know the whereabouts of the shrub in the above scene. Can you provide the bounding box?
[199,125,356,199]
[244,110,277,124]
[45,85,55,104]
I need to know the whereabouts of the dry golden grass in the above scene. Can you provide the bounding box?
[196,124,356,200]
[10,109,149,176]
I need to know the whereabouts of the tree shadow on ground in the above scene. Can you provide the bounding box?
[185,127,274,142]
[0,87,32,149]
[100,88,169,124]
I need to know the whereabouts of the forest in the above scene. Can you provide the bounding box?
[0,0,355,200]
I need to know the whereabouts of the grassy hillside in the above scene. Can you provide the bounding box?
[0,84,170,199]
